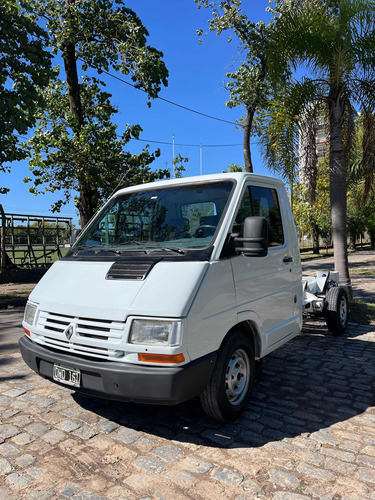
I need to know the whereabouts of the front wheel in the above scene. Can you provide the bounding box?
[200,331,255,422]
[325,286,349,335]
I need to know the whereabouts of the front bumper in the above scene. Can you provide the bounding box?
[19,336,216,405]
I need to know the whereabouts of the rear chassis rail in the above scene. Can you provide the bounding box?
[302,270,349,334]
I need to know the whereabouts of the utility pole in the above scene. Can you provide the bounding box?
[200,144,203,176]
[172,134,175,178]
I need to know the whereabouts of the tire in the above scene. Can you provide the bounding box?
[325,286,349,335]
[200,331,255,422]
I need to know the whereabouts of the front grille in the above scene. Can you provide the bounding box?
[35,311,126,360]
[106,261,154,281]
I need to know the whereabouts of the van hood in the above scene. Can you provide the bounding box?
[29,259,208,321]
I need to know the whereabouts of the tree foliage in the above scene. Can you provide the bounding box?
[293,158,331,241]
[259,88,329,251]
[346,110,375,247]
[172,154,188,178]
[257,82,304,187]
[195,0,274,172]
[267,0,375,289]
[34,0,169,102]
[25,0,169,227]
[25,78,169,224]
[292,99,375,251]
[0,0,53,193]
[222,163,244,173]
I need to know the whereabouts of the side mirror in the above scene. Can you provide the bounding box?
[234,216,268,257]
[70,228,82,245]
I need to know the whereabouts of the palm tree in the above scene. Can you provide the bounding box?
[257,84,300,211]
[347,108,375,247]
[267,0,375,290]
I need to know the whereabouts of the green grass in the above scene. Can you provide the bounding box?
[8,247,70,267]
[349,300,375,326]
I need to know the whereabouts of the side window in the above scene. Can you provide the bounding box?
[233,187,253,235]
[251,186,284,246]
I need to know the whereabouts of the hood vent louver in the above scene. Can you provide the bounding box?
[106,261,155,281]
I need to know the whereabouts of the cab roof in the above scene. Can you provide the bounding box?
[114,172,285,197]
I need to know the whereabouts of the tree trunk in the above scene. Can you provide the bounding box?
[63,43,84,129]
[312,223,320,254]
[329,95,351,292]
[310,168,319,254]
[0,204,6,273]
[243,108,255,173]
[77,179,96,228]
[289,175,294,213]
[62,15,87,227]
[310,162,319,254]
[63,0,84,128]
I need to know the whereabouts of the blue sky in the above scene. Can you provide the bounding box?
[1,0,275,225]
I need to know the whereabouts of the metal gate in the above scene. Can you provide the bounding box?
[2,213,73,268]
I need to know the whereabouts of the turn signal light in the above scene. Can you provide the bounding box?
[138,353,185,364]
[23,328,31,337]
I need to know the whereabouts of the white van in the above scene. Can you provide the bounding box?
[19,173,320,421]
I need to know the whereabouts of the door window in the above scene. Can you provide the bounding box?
[251,186,284,246]
[234,186,284,247]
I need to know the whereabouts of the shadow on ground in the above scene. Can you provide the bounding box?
[0,355,28,382]
[0,268,47,285]
[72,320,375,450]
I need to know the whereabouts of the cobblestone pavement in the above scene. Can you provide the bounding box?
[0,319,374,499]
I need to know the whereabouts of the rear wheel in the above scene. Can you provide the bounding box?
[325,287,349,334]
[200,331,255,422]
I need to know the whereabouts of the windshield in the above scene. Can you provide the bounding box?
[76,180,234,252]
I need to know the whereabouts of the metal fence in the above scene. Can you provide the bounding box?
[2,213,73,268]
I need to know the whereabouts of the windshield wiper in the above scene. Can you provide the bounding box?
[149,247,185,255]
[108,241,186,254]
[74,246,143,256]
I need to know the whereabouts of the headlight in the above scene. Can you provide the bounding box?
[24,302,37,326]
[129,320,182,347]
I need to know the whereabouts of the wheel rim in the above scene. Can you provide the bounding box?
[225,348,250,406]
[340,296,348,325]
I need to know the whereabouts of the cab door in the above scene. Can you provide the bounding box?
[230,183,297,352]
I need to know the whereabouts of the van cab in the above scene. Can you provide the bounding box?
[20,173,303,421]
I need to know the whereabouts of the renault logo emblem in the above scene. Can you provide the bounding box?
[65,324,74,340]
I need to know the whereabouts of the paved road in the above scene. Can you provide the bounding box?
[0,320,374,499]
[0,308,24,354]
[0,253,374,499]
[302,250,375,272]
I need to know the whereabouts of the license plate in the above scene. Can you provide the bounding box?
[53,364,81,388]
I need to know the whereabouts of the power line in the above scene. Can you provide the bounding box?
[77,57,241,127]
[16,132,259,149]
[128,137,255,147]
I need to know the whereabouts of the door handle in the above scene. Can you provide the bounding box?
[283,256,294,264]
